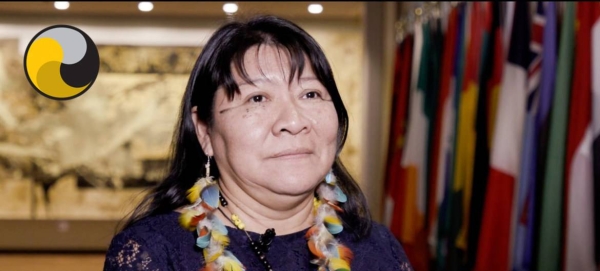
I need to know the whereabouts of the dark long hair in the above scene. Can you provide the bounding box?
[121,15,372,239]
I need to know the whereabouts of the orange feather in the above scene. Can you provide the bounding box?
[308,240,325,258]
[337,244,354,263]
[326,201,344,212]
[201,201,215,211]
[200,263,217,271]
[305,225,319,239]
[191,213,206,227]
[199,226,209,237]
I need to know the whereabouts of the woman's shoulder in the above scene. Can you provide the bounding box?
[109,211,186,247]
[367,221,403,244]
[103,211,199,271]
[344,221,414,271]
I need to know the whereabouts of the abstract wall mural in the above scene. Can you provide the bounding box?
[0,40,201,220]
[0,23,363,222]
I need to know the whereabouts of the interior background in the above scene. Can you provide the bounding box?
[0,2,415,270]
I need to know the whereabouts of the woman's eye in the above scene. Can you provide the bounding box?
[249,95,266,103]
[304,91,322,99]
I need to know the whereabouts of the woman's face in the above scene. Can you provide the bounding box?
[195,45,339,197]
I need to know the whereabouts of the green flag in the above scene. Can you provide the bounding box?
[536,3,575,271]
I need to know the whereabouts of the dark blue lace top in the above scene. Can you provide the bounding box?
[103,211,413,271]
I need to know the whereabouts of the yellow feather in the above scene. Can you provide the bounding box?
[328,257,351,271]
[179,210,200,231]
[222,258,244,271]
[313,198,323,215]
[313,197,322,209]
[186,183,202,203]
[323,215,341,225]
[203,247,223,263]
[211,230,230,246]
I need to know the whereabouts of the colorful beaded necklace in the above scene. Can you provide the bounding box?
[178,160,353,271]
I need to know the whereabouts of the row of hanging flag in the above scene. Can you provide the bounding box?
[382,2,600,271]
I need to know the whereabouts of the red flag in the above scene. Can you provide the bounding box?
[383,34,413,239]
[591,2,600,268]
[475,2,531,270]
[563,3,595,270]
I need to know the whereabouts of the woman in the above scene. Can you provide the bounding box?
[104,15,413,271]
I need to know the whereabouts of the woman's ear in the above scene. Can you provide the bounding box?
[191,106,214,156]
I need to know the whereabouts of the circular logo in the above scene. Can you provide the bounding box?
[23,25,99,100]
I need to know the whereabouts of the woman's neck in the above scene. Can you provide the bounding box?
[215,180,315,235]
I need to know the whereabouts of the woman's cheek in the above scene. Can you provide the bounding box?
[227,106,271,140]
[308,104,338,137]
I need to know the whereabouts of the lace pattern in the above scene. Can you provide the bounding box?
[104,238,158,271]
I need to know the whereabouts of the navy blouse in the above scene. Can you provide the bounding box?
[104,211,413,271]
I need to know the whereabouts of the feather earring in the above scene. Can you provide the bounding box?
[180,156,246,271]
[307,169,353,271]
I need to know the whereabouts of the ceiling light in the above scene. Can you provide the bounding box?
[308,4,323,14]
[54,1,69,10]
[138,2,153,12]
[223,3,238,14]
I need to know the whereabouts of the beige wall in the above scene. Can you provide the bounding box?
[360,2,399,223]
[0,15,364,222]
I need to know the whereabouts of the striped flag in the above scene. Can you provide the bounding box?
[428,4,458,262]
[512,2,546,270]
[530,3,558,269]
[537,3,575,271]
[474,2,531,270]
[453,2,486,256]
[383,34,413,239]
[563,2,596,270]
[467,2,502,270]
[445,2,471,268]
[590,2,600,268]
[416,16,443,271]
[425,13,444,258]
[436,4,468,269]
[398,19,423,246]
[397,18,433,271]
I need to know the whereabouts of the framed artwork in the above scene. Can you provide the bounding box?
[0,38,202,250]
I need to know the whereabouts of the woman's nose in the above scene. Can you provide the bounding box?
[272,101,311,136]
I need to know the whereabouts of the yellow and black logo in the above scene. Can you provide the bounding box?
[24,25,99,100]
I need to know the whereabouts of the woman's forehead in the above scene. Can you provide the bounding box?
[231,44,316,83]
